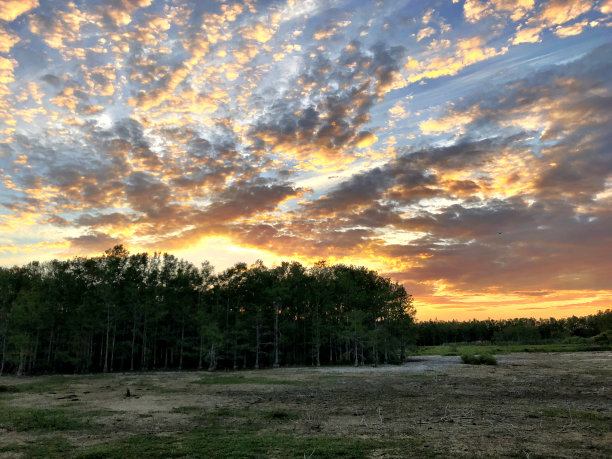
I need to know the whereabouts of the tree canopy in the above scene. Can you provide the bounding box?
[0,245,415,374]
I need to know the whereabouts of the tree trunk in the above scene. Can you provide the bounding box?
[353,315,359,367]
[208,342,216,372]
[30,330,39,373]
[372,320,378,367]
[17,345,27,376]
[255,316,260,370]
[314,304,320,367]
[141,310,147,369]
[0,334,6,376]
[273,302,280,368]
[47,326,54,364]
[98,331,104,369]
[152,322,158,368]
[198,334,203,370]
[103,302,110,373]
[345,339,350,363]
[110,324,116,372]
[130,314,137,371]
[88,334,94,371]
[233,337,238,370]
[179,318,185,370]
[384,335,388,364]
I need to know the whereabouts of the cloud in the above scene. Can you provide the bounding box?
[406,36,507,83]
[512,25,542,44]
[463,0,492,23]
[553,20,589,37]
[232,45,612,298]
[464,0,536,22]
[538,0,593,26]
[416,26,435,42]
[1,0,609,319]
[419,108,479,136]
[248,41,405,166]
[27,4,98,54]
[492,0,535,21]
[102,0,153,27]
[240,22,276,43]
[313,18,352,40]
[67,231,121,253]
[0,0,38,22]
[512,0,595,44]
[0,56,16,84]
[0,24,20,52]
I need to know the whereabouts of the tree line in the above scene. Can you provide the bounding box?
[0,245,415,375]
[415,311,612,346]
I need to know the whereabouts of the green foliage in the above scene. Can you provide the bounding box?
[460,353,497,365]
[2,245,608,376]
[589,330,612,345]
[415,342,610,356]
[415,310,612,347]
[0,250,416,374]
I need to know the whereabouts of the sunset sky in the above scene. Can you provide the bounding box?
[0,0,610,320]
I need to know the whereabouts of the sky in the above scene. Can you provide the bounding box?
[0,0,611,321]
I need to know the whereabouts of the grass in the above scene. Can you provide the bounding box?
[0,353,608,458]
[540,407,611,431]
[0,436,74,457]
[0,403,83,431]
[76,428,385,458]
[194,373,301,386]
[169,405,202,414]
[260,409,300,422]
[73,401,429,458]
[0,375,93,394]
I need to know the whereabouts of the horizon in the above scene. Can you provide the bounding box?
[1,0,611,321]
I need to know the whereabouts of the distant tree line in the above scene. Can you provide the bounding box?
[0,245,415,375]
[415,311,612,346]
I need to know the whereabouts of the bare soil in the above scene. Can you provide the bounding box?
[1,352,610,458]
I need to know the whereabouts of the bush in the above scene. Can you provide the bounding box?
[460,353,497,365]
[589,330,612,345]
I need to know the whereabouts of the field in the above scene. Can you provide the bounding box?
[0,352,610,458]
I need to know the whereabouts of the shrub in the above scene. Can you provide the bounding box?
[589,330,612,345]
[461,353,497,365]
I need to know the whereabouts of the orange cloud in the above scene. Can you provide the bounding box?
[0,25,20,52]
[406,36,507,83]
[0,56,16,84]
[240,22,276,43]
[0,0,38,22]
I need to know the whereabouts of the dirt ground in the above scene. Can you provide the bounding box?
[1,352,610,458]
